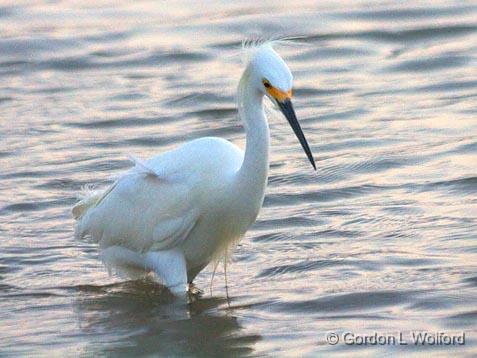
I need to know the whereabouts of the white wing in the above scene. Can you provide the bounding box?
[126,154,167,179]
[73,137,243,255]
[74,165,200,254]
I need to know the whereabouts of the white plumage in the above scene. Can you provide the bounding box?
[73,41,315,296]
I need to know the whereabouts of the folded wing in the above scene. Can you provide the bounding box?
[74,161,200,254]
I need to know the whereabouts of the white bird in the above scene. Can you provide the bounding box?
[73,41,315,296]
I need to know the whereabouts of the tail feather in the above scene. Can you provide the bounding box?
[72,184,116,240]
[72,187,103,219]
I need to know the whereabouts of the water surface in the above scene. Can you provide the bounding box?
[1,0,476,356]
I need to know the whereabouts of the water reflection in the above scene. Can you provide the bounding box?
[1,0,476,355]
[74,281,260,356]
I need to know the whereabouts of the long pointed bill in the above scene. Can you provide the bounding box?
[277,98,316,170]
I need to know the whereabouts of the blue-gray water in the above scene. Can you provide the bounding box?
[1,1,476,356]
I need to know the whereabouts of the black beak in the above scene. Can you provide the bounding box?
[277,98,316,170]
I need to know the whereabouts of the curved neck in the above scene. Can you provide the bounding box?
[235,67,270,203]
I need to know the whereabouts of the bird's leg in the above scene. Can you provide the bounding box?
[101,246,149,279]
[188,283,203,295]
[145,249,188,297]
[224,258,231,307]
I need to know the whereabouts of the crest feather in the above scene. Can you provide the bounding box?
[240,35,305,66]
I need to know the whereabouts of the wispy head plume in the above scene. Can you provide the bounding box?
[240,34,306,66]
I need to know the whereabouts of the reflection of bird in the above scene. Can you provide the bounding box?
[73,41,315,296]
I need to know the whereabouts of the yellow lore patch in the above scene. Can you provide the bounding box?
[266,86,292,102]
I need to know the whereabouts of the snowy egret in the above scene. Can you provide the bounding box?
[73,41,315,296]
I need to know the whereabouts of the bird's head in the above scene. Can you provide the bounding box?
[246,42,316,170]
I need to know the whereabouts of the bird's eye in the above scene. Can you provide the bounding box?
[262,80,271,89]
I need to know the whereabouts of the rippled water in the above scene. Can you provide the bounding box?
[1,1,476,356]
